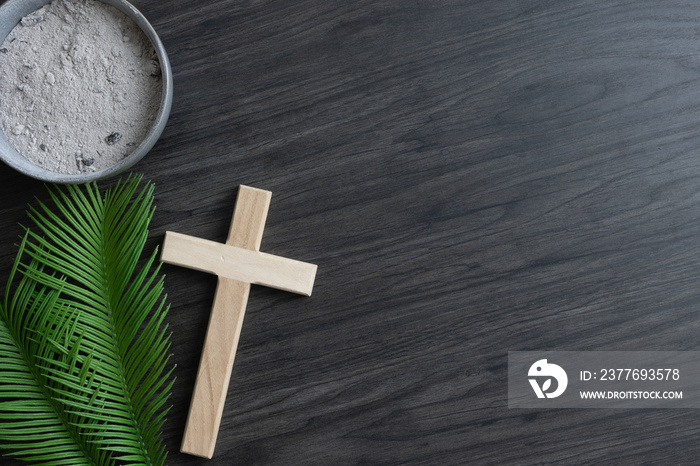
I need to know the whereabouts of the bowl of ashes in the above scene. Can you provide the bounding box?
[0,0,172,183]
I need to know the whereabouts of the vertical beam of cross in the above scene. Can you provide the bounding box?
[161,186,317,459]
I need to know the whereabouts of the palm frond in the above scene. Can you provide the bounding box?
[0,174,174,465]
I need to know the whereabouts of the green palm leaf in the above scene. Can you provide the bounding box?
[0,175,174,465]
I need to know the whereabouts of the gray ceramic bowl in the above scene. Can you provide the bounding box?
[0,0,172,183]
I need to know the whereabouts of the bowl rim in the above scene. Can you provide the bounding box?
[0,0,173,184]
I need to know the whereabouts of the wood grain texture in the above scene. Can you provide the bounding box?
[3,0,700,464]
[182,278,251,459]
[179,186,272,458]
[161,231,317,295]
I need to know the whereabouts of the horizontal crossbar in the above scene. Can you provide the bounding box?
[161,231,316,296]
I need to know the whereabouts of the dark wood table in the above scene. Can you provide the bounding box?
[3,0,700,464]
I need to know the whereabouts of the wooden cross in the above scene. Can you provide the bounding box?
[160,185,317,459]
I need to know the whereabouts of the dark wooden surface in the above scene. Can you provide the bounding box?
[5,0,700,464]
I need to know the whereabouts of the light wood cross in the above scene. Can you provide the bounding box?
[160,185,317,459]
